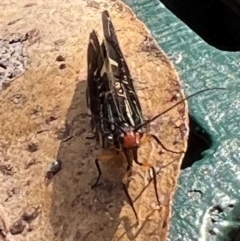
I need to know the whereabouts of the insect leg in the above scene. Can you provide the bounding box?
[148,133,184,154]
[122,152,138,221]
[122,182,138,222]
[91,159,102,189]
[132,149,160,206]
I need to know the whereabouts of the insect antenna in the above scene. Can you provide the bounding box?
[135,87,227,131]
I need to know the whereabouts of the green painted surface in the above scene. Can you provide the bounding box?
[123,0,240,240]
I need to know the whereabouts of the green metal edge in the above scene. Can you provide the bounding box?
[123,0,240,240]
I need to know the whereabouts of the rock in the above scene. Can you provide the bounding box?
[9,219,26,235]
[27,142,39,152]
[0,164,14,176]
[46,160,62,179]
[0,214,7,238]
[21,205,40,223]
[86,1,100,9]
[0,37,28,90]
[59,63,67,69]
[55,55,65,62]
[0,1,188,241]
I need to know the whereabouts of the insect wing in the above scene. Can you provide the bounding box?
[102,10,134,89]
[101,11,145,128]
[87,30,117,148]
[87,30,103,116]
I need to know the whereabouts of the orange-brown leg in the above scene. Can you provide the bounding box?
[132,148,160,206]
[122,152,138,222]
[91,148,119,188]
[146,133,184,154]
[122,170,138,223]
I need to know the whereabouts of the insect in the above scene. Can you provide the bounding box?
[86,10,226,220]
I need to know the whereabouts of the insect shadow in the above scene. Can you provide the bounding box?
[49,80,127,241]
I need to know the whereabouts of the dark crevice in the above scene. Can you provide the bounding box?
[231,228,240,241]
[159,0,240,51]
[181,115,212,169]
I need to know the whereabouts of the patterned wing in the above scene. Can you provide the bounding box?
[87,30,111,142]
[87,29,116,148]
[101,10,145,128]
[87,30,102,116]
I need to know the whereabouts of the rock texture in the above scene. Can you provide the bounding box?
[0,36,28,90]
[0,0,189,240]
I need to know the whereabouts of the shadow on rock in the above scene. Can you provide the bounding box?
[49,81,126,241]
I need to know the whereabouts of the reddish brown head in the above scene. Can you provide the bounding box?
[123,130,141,148]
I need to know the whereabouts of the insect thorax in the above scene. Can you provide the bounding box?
[97,124,146,153]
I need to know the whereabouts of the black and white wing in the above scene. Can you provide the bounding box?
[101,10,145,128]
